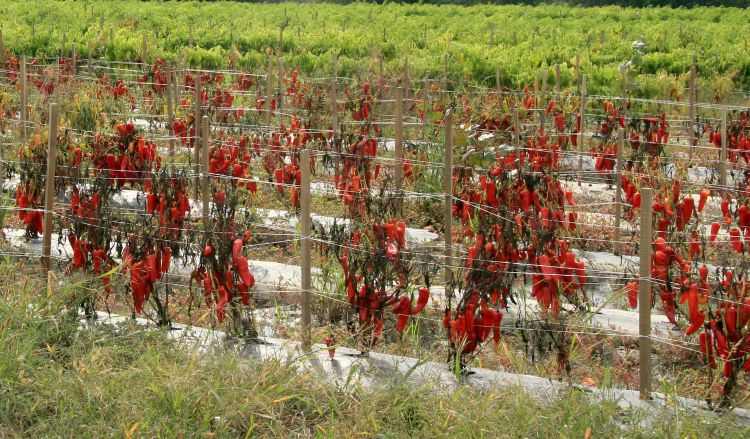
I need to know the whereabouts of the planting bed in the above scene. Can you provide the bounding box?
[1,53,750,412]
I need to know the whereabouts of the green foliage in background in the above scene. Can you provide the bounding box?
[0,1,748,97]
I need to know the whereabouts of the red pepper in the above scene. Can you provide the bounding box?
[392,296,411,333]
[146,253,159,283]
[709,222,721,242]
[235,256,255,289]
[721,199,730,220]
[698,189,710,213]
[411,288,430,314]
[699,331,717,368]
[215,286,229,322]
[233,238,244,262]
[729,228,743,253]
[146,192,157,214]
[681,196,694,224]
[726,305,737,337]
[161,247,171,274]
[626,281,638,308]
[685,310,706,335]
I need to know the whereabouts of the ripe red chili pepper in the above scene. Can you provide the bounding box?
[146,253,159,283]
[726,305,737,337]
[392,296,412,333]
[698,189,710,213]
[411,288,430,314]
[232,238,243,262]
[729,228,743,253]
[626,281,638,308]
[161,247,171,274]
[709,222,721,242]
[235,256,255,288]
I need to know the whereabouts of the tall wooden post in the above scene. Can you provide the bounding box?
[300,149,312,350]
[513,109,520,166]
[193,76,202,199]
[264,56,273,126]
[540,70,548,131]
[166,61,175,160]
[20,57,27,142]
[443,54,448,94]
[42,103,59,271]
[614,127,625,256]
[495,67,501,95]
[331,53,339,186]
[554,63,560,93]
[141,34,148,70]
[688,61,697,162]
[201,116,210,227]
[394,87,404,193]
[423,74,430,140]
[277,56,284,112]
[87,41,93,76]
[443,110,454,301]
[638,187,654,401]
[720,108,728,187]
[621,67,628,120]
[578,74,587,186]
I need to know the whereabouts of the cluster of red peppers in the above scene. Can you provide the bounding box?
[91,123,161,188]
[336,218,431,349]
[192,232,256,323]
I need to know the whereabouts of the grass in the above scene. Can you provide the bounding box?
[1,262,750,437]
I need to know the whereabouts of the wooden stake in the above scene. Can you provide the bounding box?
[578,74,587,186]
[720,108,728,187]
[513,109,520,166]
[300,149,312,350]
[394,87,404,196]
[264,56,273,126]
[166,61,175,160]
[87,41,93,76]
[42,103,58,271]
[554,63,560,93]
[20,57,27,142]
[688,61,697,162]
[443,54,448,94]
[193,76,202,200]
[495,67,501,95]
[141,34,148,69]
[614,127,625,256]
[540,70,548,131]
[423,74,429,140]
[201,116,210,227]
[277,56,284,112]
[638,187,654,401]
[621,67,628,120]
[443,110,454,300]
[331,53,339,186]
